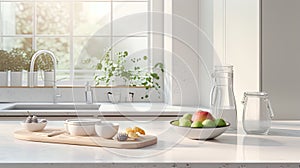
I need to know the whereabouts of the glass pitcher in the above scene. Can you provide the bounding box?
[242,92,274,135]
[210,65,237,130]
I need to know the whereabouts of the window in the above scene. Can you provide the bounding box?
[0,0,157,86]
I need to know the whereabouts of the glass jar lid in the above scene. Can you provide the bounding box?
[244,92,268,97]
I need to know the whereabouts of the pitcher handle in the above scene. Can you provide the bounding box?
[210,87,216,106]
[266,99,275,119]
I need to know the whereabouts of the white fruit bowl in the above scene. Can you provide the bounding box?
[170,120,230,140]
[21,121,47,132]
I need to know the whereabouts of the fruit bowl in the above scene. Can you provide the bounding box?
[170,120,230,140]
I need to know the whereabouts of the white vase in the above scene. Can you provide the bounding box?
[110,76,126,86]
[10,71,23,86]
[0,71,9,86]
[43,71,54,86]
[27,71,38,87]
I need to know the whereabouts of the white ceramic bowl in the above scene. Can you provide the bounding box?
[170,120,230,140]
[65,118,101,136]
[21,121,47,132]
[95,122,119,139]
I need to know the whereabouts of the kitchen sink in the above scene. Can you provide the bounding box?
[4,103,100,111]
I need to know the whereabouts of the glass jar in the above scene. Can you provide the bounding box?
[242,92,274,135]
[210,65,237,130]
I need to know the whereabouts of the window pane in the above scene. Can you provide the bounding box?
[73,37,110,70]
[36,37,70,78]
[0,2,33,35]
[74,2,111,36]
[112,37,148,70]
[0,37,32,51]
[36,2,71,35]
[113,2,148,36]
[74,71,95,84]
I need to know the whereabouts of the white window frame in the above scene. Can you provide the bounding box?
[0,0,164,103]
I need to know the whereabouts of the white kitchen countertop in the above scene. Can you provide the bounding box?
[0,120,300,167]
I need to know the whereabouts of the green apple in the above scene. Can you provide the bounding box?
[182,113,193,121]
[191,121,203,128]
[202,119,216,128]
[215,118,226,127]
[179,118,192,127]
[171,120,179,126]
[179,117,186,123]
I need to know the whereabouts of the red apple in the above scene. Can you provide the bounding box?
[192,110,214,122]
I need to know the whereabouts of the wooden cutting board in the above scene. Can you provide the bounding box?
[14,129,157,149]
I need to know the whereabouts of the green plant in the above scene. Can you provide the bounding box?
[138,62,164,99]
[22,48,39,71]
[94,49,129,85]
[2,48,54,72]
[0,50,11,71]
[37,54,55,72]
[94,49,164,99]
[8,48,27,71]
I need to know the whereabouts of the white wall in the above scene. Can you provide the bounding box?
[165,0,202,107]
[164,0,219,108]
[199,0,214,108]
[224,0,260,120]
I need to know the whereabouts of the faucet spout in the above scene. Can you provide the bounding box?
[30,50,58,103]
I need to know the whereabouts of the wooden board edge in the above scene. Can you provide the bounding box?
[14,129,158,149]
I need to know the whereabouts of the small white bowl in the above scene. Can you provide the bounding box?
[95,122,119,139]
[170,120,230,140]
[21,121,47,132]
[65,118,101,136]
[67,124,95,136]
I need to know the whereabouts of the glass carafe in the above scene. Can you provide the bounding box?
[210,65,237,130]
[242,92,274,135]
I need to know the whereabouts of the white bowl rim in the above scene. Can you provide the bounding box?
[95,122,119,126]
[65,118,101,126]
[21,121,47,125]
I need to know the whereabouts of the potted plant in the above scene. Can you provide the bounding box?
[94,49,128,86]
[39,54,55,86]
[8,48,27,86]
[0,50,10,86]
[134,62,164,99]
[23,49,39,86]
[94,49,164,100]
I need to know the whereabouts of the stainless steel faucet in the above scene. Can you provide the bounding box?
[29,50,60,103]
